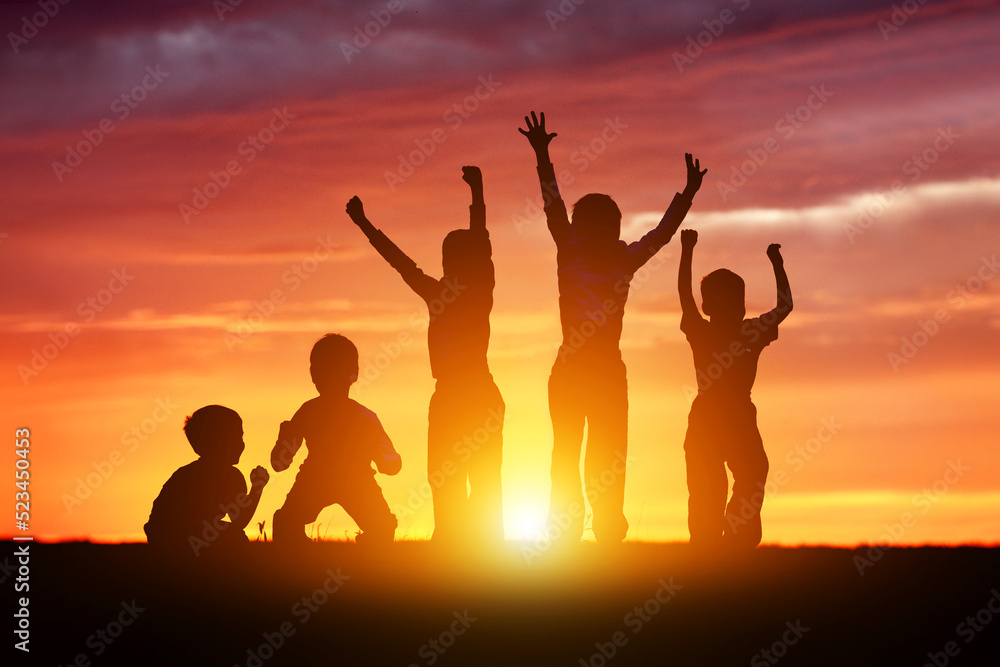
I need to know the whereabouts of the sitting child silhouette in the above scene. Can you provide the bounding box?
[144,404,269,556]
[677,230,793,548]
[519,111,706,543]
[346,166,505,546]
[271,334,401,546]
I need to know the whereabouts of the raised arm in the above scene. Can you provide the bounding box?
[518,111,569,244]
[628,153,707,270]
[345,195,377,237]
[518,111,558,176]
[678,229,701,320]
[346,196,439,301]
[764,243,793,325]
[462,165,485,231]
[683,152,707,200]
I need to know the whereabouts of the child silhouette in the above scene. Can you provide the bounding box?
[144,405,269,556]
[271,334,401,546]
[346,166,505,545]
[519,111,705,543]
[677,230,792,548]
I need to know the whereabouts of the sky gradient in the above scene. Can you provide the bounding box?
[3,0,999,545]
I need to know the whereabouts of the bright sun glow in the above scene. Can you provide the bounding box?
[507,507,548,541]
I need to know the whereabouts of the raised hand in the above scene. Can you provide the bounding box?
[462,165,483,190]
[766,242,792,324]
[518,111,557,155]
[678,229,698,316]
[684,153,707,196]
[249,465,270,491]
[345,196,367,225]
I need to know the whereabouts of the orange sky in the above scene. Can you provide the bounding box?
[2,0,999,546]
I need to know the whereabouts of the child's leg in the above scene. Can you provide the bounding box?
[548,361,587,542]
[428,386,471,542]
[583,364,629,543]
[467,383,505,543]
[724,405,769,548]
[214,520,251,551]
[273,476,327,545]
[340,476,398,544]
[684,401,728,546]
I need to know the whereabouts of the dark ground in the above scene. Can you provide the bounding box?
[4,541,999,666]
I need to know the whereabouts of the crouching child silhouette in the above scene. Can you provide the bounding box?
[271,334,401,546]
[346,165,505,545]
[144,405,269,557]
[677,230,792,548]
[519,111,706,543]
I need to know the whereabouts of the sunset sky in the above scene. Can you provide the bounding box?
[3,0,999,546]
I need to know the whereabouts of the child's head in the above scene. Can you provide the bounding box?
[184,405,244,464]
[572,194,621,242]
[701,269,746,323]
[442,229,477,280]
[310,333,359,395]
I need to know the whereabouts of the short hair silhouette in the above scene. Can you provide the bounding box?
[701,268,746,320]
[572,193,622,240]
[310,333,359,379]
[183,405,241,458]
[442,228,477,278]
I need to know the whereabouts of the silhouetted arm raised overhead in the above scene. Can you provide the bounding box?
[764,243,793,325]
[459,165,496,291]
[678,229,704,327]
[628,153,707,271]
[519,111,570,245]
[346,195,440,301]
[462,165,486,231]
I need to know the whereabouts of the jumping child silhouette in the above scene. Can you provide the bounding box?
[519,111,705,543]
[347,170,504,545]
[677,230,792,548]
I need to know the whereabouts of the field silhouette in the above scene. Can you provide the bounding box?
[11,541,1000,665]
